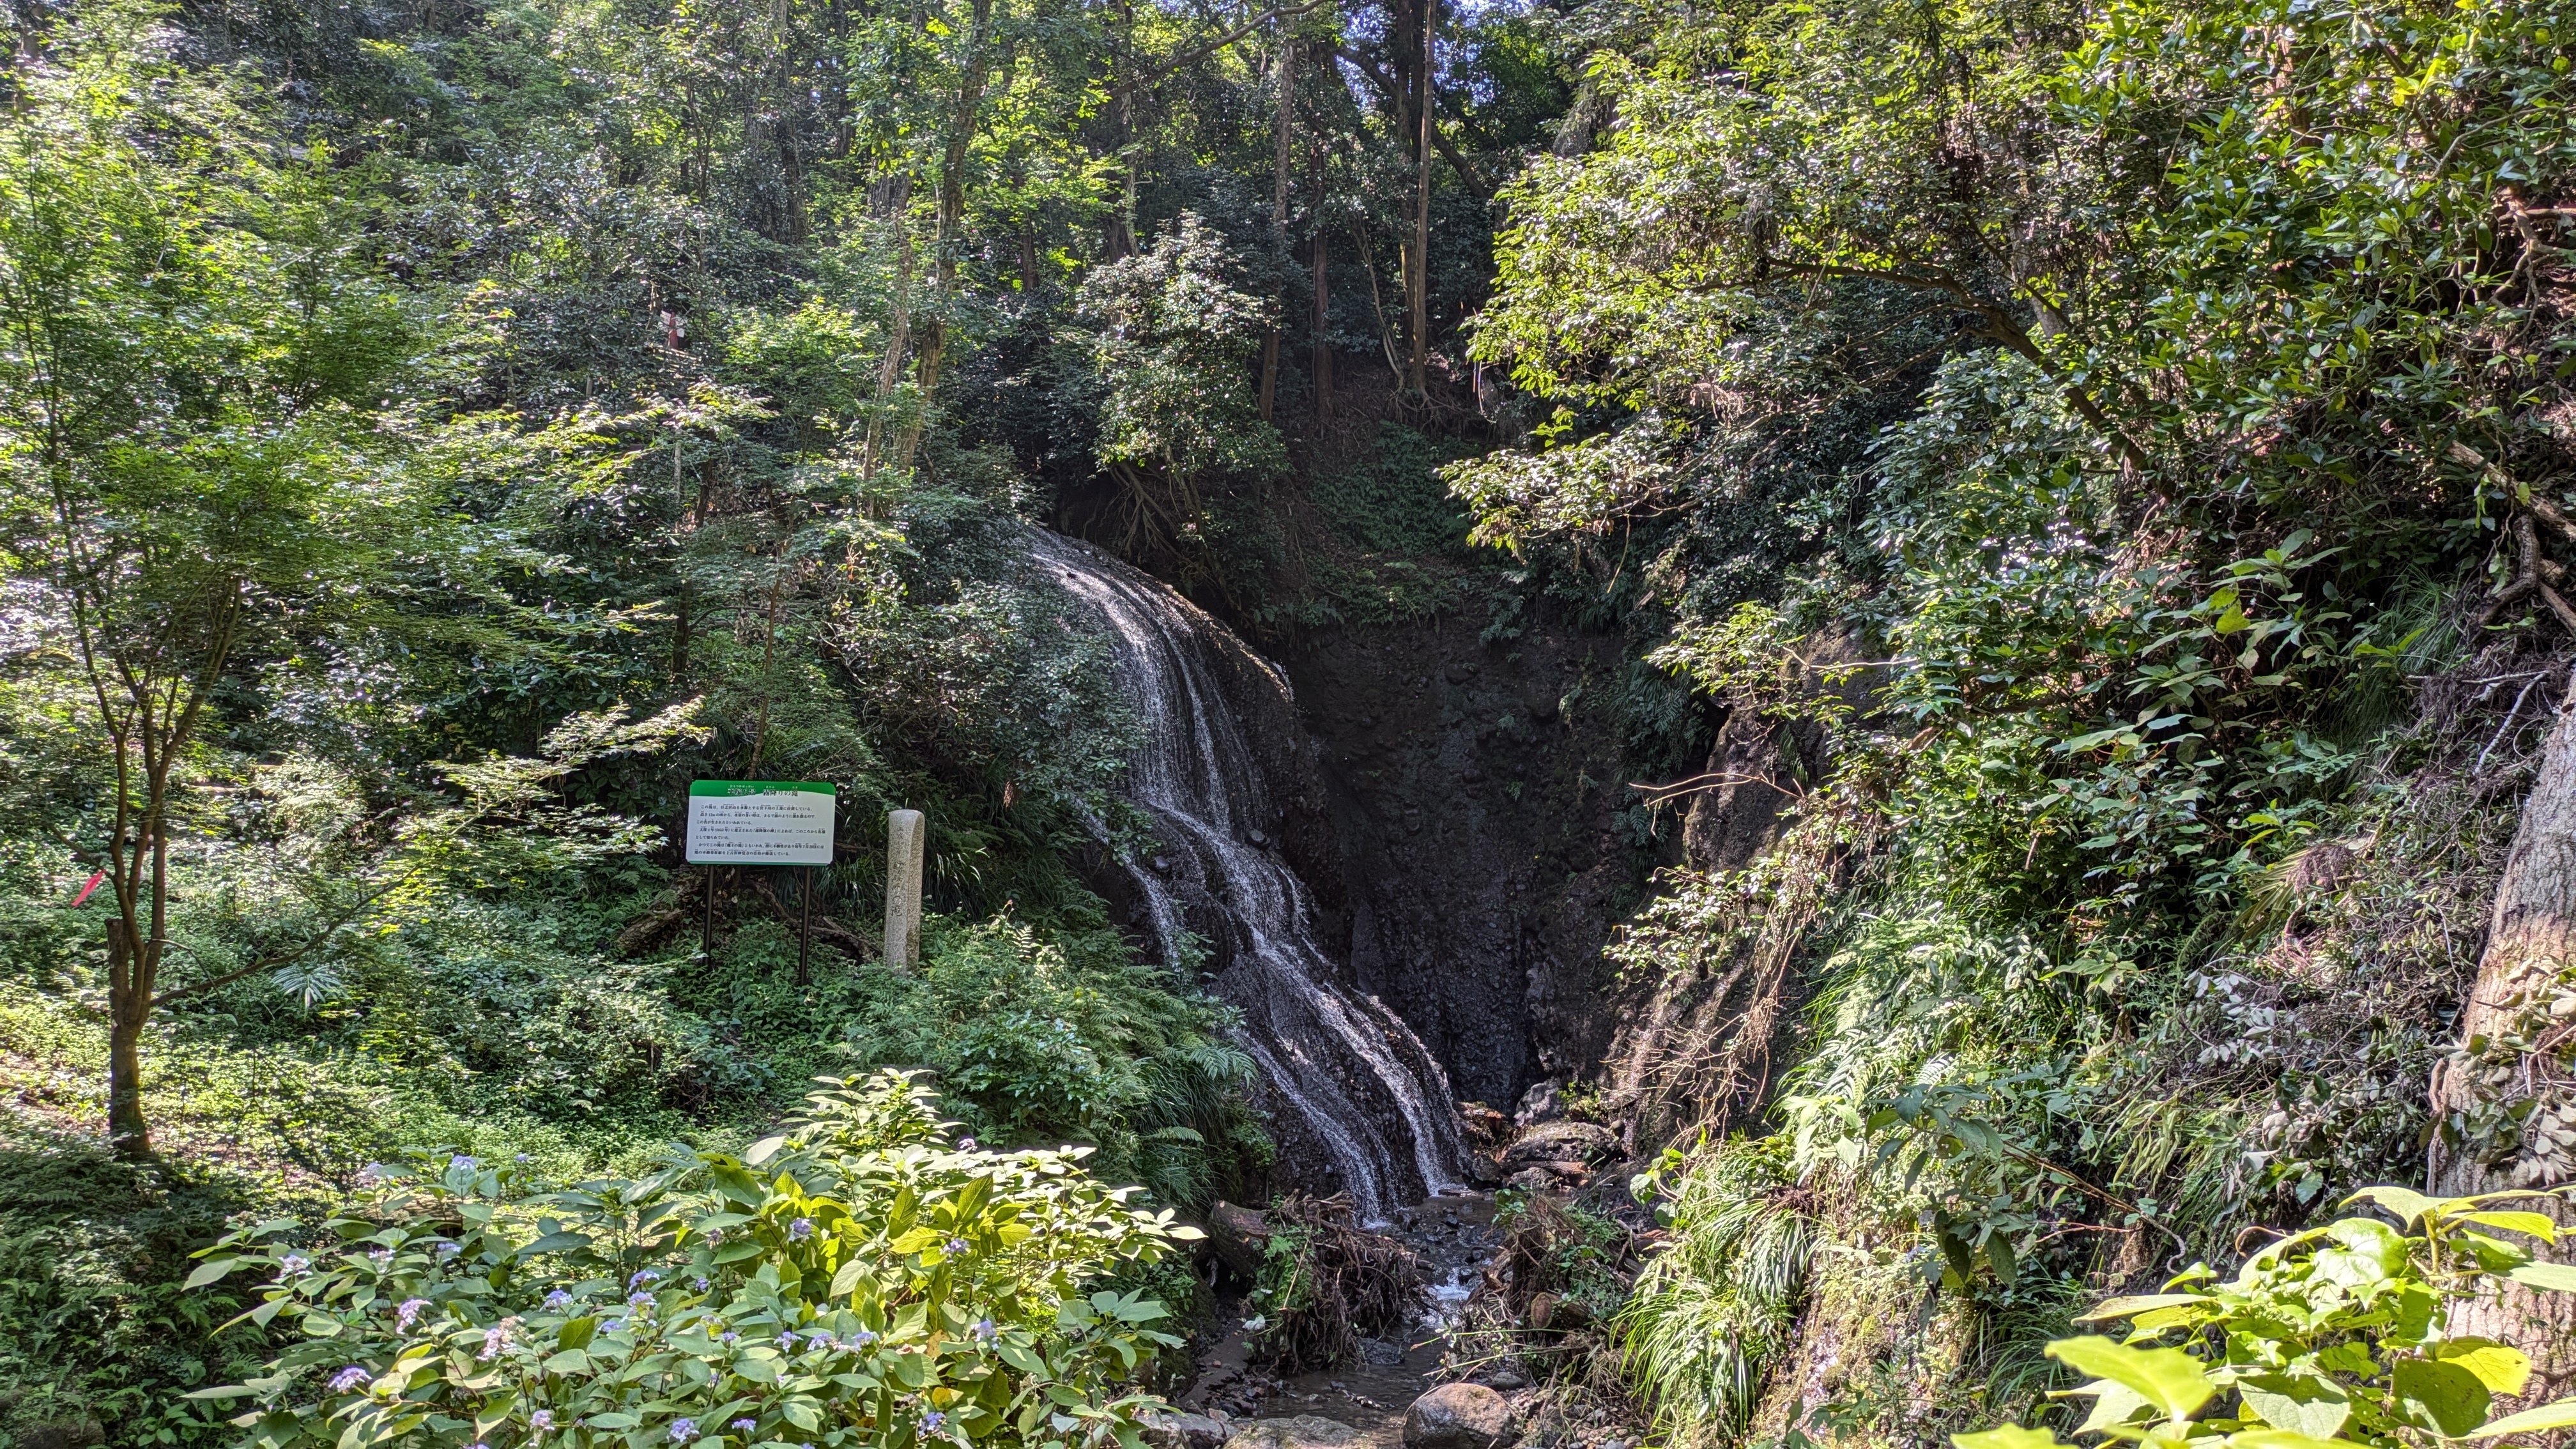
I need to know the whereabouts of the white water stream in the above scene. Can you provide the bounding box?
[1031,530,1468,1222]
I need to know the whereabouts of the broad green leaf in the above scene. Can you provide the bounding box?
[2046,1338,2215,1423]
[586,1413,641,1430]
[560,1316,599,1350]
[1953,1428,2066,1449]
[2225,1432,2356,1449]
[185,1257,244,1289]
[2392,1357,2490,1438]
[2238,1374,2350,1439]
[2458,1397,2576,1439]
[2432,1340,2531,1397]
[2077,1295,2208,1323]
[2341,1186,2441,1227]
[2505,1261,2576,1292]
[2058,1379,2152,1435]
[2457,1212,2557,1243]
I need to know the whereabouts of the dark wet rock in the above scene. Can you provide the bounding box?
[1359,1336,1406,1366]
[1404,1384,1515,1449]
[1512,1081,1564,1126]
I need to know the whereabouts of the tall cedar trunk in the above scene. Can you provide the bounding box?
[2427,661,2576,1394]
[900,0,993,471]
[1257,37,1294,421]
[1311,227,1331,419]
[1406,0,1432,395]
[859,172,916,489]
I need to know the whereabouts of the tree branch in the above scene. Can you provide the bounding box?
[1771,258,2152,476]
[1331,45,1493,200]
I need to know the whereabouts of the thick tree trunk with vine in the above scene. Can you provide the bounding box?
[2427,662,2576,1392]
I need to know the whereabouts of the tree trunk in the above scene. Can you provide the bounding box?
[105,921,150,1157]
[1406,0,1433,395]
[2428,662,2576,1393]
[900,0,995,473]
[1257,36,1294,422]
[1311,228,1331,420]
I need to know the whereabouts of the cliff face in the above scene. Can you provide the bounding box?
[1281,610,1656,1117]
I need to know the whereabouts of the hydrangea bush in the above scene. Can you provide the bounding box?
[184,1072,1201,1449]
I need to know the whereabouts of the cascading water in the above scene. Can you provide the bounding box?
[1030,529,1468,1222]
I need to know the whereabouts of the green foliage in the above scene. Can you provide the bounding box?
[189,1071,1201,1449]
[1620,1140,1815,1443]
[1952,1189,2576,1449]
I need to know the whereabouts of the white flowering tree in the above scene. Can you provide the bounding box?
[184,1071,1200,1449]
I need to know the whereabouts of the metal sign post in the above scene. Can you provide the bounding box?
[686,781,836,980]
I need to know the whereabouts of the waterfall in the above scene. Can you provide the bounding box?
[1029,529,1468,1222]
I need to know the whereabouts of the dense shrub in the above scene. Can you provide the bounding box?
[190,1073,1199,1449]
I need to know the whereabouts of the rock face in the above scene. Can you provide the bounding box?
[1284,613,1648,1114]
[1402,1384,1515,1449]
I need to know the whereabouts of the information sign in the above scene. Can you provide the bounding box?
[686,781,836,865]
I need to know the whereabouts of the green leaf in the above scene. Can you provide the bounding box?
[2238,1374,2350,1439]
[587,1414,641,1430]
[2504,1260,2576,1292]
[185,1257,245,1290]
[2456,1212,2557,1243]
[2058,1380,2150,1436]
[2044,1338,2214,1423]
[2392,1356,2490,1438]
[1953,1429,2066,1449]
[2431,1340,2531,1398]
[2340,1186,2441,1227]
[518,1232,592,1257]
[559,1316,598,1350]
[2076,1295,2207,1322]
[2458,1397,2576,1439]
[182,1386,258,1401]
[2224,1432,2354,1449]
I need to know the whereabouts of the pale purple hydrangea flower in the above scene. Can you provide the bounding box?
[956,1137,977,1151]
[449,1155,476,1172]
[369,1248,394,1268]
[850,1328,879,1346]
[327,1366,370,1392]
[530,1411,556,1432]
[776,1331,798,1351]
[943,1238,967,1255]
[630,1269,661,1288]
[434,1241,463,1259]
[543,1289,575,1311]
[719,1330,739,1345]
[732,1421,758,1434]
[479,1317,520,1361]
[602,1318,626,1333]
[969,1318,995,1342]
[694,1276,710,1291]
[921,1412,947,1434]
[395,1298,428,1331]
[787,1218,813,1241]
[280,1254,310,1275]
[670,1419,700,1444]
[629,1291,656,1310]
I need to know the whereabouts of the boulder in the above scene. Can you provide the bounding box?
[1143,1413,1234,1449]
[1359,1336,1406,1367]
[1231,1417,1360,1449]
[1513,1080,1564,1126]
[1499,1119,1616,1169]
[1404,1384,1516,1449]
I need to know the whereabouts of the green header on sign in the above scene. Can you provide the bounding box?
[689,780,836,797]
